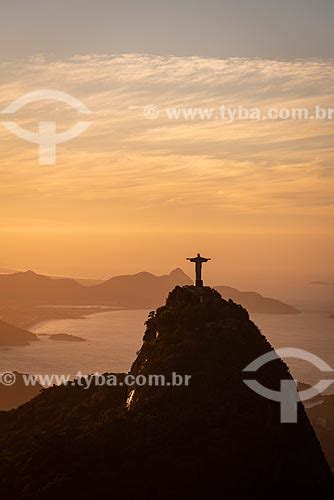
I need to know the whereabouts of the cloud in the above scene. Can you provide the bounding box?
[0,54,333,232]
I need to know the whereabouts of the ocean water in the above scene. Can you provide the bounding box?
[0,310,333,387]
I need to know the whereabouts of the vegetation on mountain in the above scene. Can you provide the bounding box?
[0,286,331,498]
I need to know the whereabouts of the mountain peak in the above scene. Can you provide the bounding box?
[134,271,155,278]
[0,284,331,497]
[169,267,190,279]
[11,270,44,281]
[127,284,331,492]
[22,270,37,276]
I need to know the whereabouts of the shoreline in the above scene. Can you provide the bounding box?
[0,306,125,332]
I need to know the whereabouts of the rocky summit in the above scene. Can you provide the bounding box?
[0,286,332,499]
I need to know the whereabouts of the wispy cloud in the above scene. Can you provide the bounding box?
[0,54,333,232]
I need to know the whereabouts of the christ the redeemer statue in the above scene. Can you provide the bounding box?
[187,253,211,287]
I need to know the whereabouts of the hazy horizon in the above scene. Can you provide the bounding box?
[0,257,333,304]
[0,2,333,300]
[1,55,333,295]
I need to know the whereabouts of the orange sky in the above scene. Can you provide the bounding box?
[0,55,333,293]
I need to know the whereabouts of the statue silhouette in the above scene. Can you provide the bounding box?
[187,253,211,287]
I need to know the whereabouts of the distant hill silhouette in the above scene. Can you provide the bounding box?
[0,319,38,346]
[0,286,331,499]
[0,265,104,285]
[91,268,192,307]
[216,285,300,314]
[0,270,85,305]
[0,269,299,313]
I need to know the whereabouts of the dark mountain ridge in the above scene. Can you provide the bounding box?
[0,286,331,499]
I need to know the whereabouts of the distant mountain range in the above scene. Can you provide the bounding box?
[0,266,103,286]
[0,268,299,313]
[0,270,84,305]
